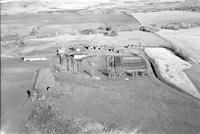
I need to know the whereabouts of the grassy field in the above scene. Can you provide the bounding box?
[2,2,200,133]
[184,64,200,92]
[1,57,51,134]
[156,27,200,63]
[1,13,141,37]
[131,11,200,25]
[2,0,199,15]
[22,65,200,134]
[89,31,171,47]
[1,30,172,58]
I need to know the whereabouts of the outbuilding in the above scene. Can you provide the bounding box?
[21,56,48,61]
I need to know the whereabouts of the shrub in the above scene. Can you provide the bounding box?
[139,26,159,32]
[180,23,190,29]
[79,29,95,35]
[172,24,180,30]
[160,22,200,30]
[149,23,159,27]
[29,26,39,36]
[105,26,112,31]
[104,30,118,36]
[1,34,25,49]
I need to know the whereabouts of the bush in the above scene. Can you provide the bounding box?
[180,23,190,29]
[1,34,25,49]
[149,23,159,27]
[139,26,159,32]
[172,24,181,30]
[105,26,112,31]
[79,29,95,35]
[96,26,106,34]
[29,26,39,36]
[1,39,25,49]
[161,23,180,30]
[160,22,200,30]
[104,30,118,36]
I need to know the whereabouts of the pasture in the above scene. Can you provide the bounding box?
[156,28,200,63]
[131,11,200,25]
[1,13,141,37]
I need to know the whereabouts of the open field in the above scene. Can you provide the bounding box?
[2,13,138,25]
[2,0,200,133]
[145,47,200,99]
[131,11,200,25]
[184,64,200,92]
[156,28,200,63]
[1,0,199,15]
[0,0,110,15]
[2,39,200,133]
[23,63,200,134]
[1,57,51,134]
[1,13,140,37]
[1,30,172,58]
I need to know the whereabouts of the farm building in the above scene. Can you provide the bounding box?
[57,51,88,72]
[21,56,48,61]
[106,55,147,79]
[56,48,147,80]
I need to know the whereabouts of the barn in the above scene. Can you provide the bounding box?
[106,55,147,79]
